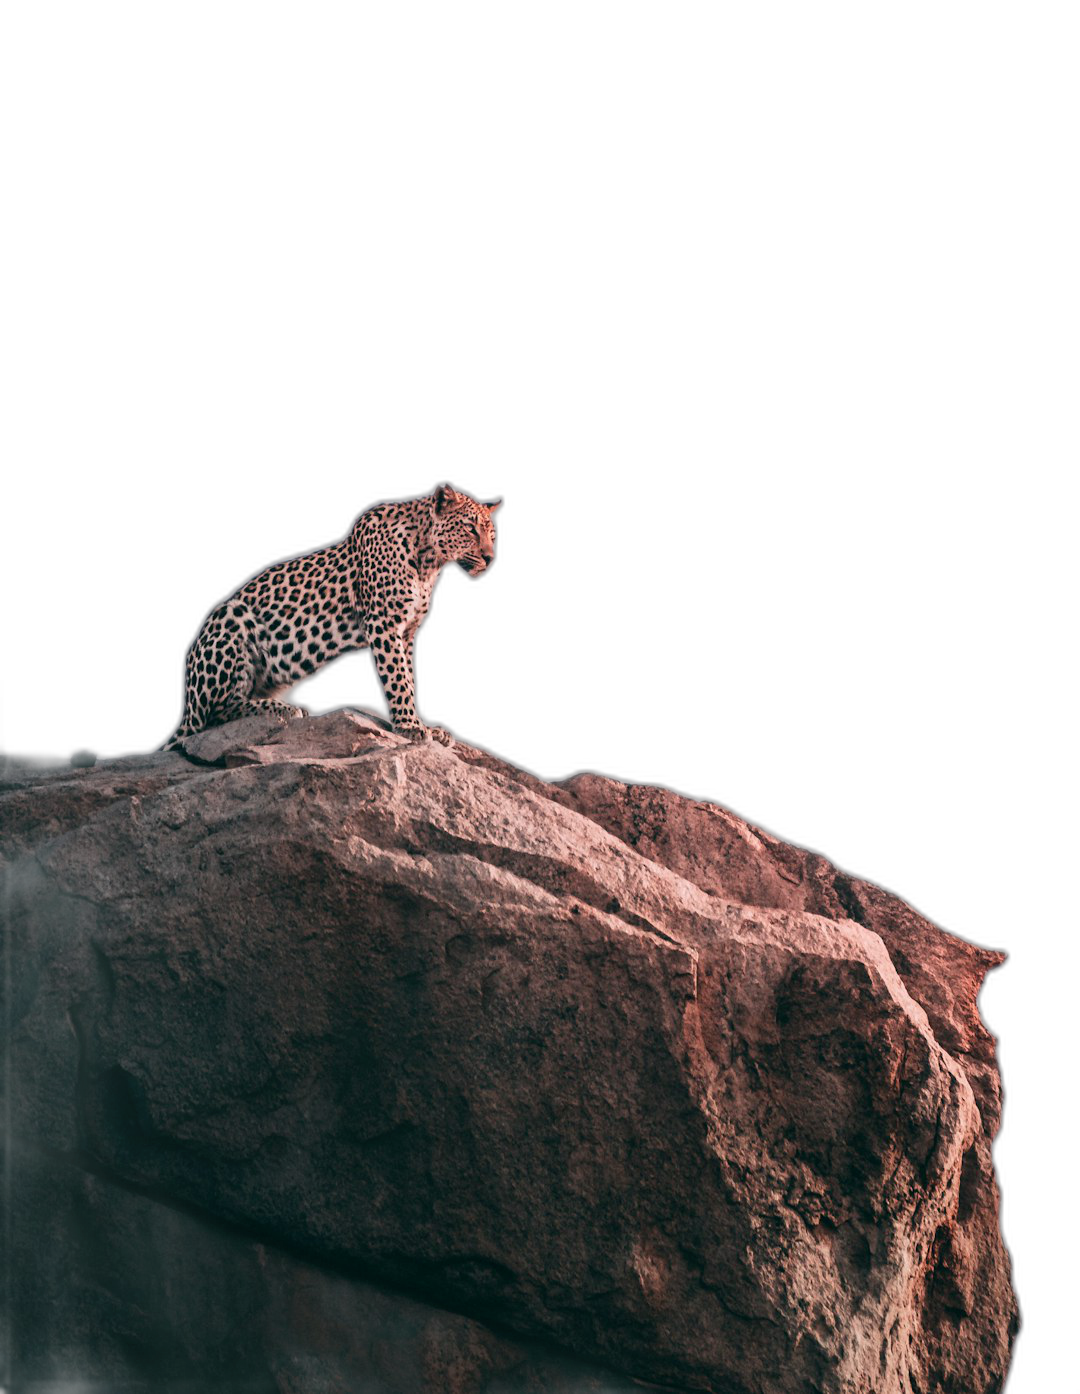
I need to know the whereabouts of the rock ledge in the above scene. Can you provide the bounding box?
[1,710,1017,1393]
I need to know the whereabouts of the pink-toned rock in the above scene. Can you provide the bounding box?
[1,710,1016,1393]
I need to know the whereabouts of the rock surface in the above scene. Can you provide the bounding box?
[1,710,1017,1393]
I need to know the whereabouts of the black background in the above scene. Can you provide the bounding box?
[0,114,1047,1377]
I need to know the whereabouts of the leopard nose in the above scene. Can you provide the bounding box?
[482,549,494,565]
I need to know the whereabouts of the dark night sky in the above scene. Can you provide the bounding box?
[2,199,1047,1382]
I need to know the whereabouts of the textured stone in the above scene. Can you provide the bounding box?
[0,709,1017,1393]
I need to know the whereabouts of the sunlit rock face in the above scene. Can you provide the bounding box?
[1,710,1017,1393]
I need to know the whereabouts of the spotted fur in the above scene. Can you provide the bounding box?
[162,484,500,750]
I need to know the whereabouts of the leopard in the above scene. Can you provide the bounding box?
[162,484,500,751]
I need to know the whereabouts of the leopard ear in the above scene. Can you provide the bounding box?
[433,484,458,514]
[482,498,503,513]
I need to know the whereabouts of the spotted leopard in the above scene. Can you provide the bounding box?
[162,484,500,750]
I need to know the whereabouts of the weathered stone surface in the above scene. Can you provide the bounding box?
[1,710,1017,1393]
[10,1145,640,1392]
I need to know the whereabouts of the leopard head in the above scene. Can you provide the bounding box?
[431,484,501,576]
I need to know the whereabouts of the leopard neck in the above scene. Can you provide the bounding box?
[412,500,441,582]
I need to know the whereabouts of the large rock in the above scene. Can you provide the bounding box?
[0,710,1017,1393]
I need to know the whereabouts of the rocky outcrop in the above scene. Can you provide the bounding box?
[1,710,1017,1393]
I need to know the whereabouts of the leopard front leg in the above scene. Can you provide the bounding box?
[369,626,453,746]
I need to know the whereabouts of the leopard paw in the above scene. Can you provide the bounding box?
[399,723,453,747]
